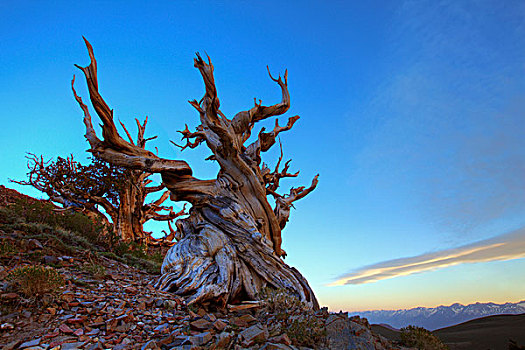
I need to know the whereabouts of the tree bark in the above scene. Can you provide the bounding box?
[73,38,319,309]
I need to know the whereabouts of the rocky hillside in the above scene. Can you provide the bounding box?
[354,300,525,330]
[0,186,405,350]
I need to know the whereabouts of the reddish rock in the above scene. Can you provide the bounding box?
[215,331,233,348]
[0,322,15,330]
[260,343,293,350]
[240,324,269,347]
[213,319,228,331]
[43,331,60,339]
[19,338,41,348]
[270,333,292,346]
[190,318,212,331]
[59,324,75,334]
[27,238,43,250]
[230,316,249,328]
[1,292,19,299]
[190,332,212,346]
[238,314,257,324]
[2,341,21,350]
[67,317,86,324]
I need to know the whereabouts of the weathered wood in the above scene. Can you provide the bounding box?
[73,38,320,309]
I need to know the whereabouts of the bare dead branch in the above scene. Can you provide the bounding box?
[171,124,206,151]
[145,183,165,194]
[284,174,319,205]
[231,67,290,142]
[71,75,102,149]
[262,141,300,194]
[274,174,319,230]
[193,53,235,155]
[119,120,135,145]
[73,38,192,176]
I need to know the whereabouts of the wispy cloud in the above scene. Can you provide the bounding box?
[330,228,525,286]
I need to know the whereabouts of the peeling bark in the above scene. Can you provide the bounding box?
[73,38,320,309]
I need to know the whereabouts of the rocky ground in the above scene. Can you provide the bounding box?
[0,186,407,350]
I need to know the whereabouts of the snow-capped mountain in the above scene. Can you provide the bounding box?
[352,300,525,330]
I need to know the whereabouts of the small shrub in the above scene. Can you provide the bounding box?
[123,253,162,274]
[83,263,107,279]
[0,206,20,225]
[113,240,137,257]
[8,198,106,247]
[0,239,16,257]
[287,315,326,347]
[99,251,121,261]
[400,325,448,350]
[259,287,308,315]
[7,265,64,297]
[258,288,326,347]
[70,277,90,287]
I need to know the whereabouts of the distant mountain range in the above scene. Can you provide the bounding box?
[352,300,525,330]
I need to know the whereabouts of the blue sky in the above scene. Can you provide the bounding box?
[1,0,524,311]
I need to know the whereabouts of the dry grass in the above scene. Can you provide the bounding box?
[7,265,64,298]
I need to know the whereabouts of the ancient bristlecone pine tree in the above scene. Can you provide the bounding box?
[72,38,319,308]
[13,145,186,245]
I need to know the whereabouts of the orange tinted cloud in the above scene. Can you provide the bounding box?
[330,228,525,286]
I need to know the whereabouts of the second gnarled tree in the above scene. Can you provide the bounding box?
[72,38,319,308]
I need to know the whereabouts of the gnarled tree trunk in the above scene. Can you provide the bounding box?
[72,39,319,309]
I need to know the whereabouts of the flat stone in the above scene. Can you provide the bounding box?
[163,300,177,308]
[61,342,86,350]
[190,331,212,346]
[260,343,294,350]
[28,239,43,250]
[230,316,249,328]
[85,328,100,336]
[238,314,257,324]
[66,317,86,324]
[166,336,192,347]
[153,323,169,333]
[42,255,59,265]
[1,293,19,300]
[2,340,21,350]
[325,314,352,350]
[113,340,132,350]
[215,331,233,348]
[140,340,159,350]
[197,308,207,317]
[204,313,216,322]
[227,302,262,312]
[19,338,41,349]
[1,322,15,330]
[59,324,75,334]
[87,342,104,350]
[190,318,212,331]
[213,319,228,331]
[240,324,269,347]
